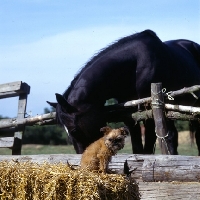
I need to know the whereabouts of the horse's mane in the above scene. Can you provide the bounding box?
[63,29,158,97]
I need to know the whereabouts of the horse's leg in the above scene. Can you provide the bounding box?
[71,133,92,154]
[165,120,178,155]
[130,123,144,154]
[124,120,143,153]
[190,121,200,156]
[70,137,85,154]
[143,119,157,154]
[195,129,200,156]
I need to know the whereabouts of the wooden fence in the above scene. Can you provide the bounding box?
[0,81,30,154]
[1,81,200,199]
[1,81,200,155]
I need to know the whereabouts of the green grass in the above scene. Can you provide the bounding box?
[119,136,198,155]
[0,144,76,155]
[0,132,198,155]
[154,142,198,156]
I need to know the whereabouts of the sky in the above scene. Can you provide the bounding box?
[0,0,200,117]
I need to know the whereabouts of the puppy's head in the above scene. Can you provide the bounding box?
[100,126,129,154]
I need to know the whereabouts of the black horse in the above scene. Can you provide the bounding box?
[48,30,200,155]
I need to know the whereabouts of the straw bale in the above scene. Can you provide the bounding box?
[0,161,140,200]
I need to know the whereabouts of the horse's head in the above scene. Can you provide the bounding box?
[54,93,106,153]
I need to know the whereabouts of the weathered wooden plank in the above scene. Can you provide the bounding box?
[132,109,200,122]
[167,85,200,99]
[0,112,56,129]
[121,154,200,182]
[139,181,200,200]
[165,111,199,121]
[2,154,197,183]
[0,81,30,99]
[142,157,200,182]
[165,103,200,114]
[124,97,152,107]
[0,137,14,147]
[12,93,28,155]
[120,85,200,108]
[0,81,21,93]
[0,154,82,165]
[0,153,199,182]
[1,108,199,130]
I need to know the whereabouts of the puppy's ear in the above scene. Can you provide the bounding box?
[100,126,112,135]
[119,127,130,136]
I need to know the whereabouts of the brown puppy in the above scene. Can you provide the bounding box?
[80,126,129,173]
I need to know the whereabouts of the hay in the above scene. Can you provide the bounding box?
[0,161,140,200]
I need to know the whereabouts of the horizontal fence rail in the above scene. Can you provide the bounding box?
[1,84,200,130]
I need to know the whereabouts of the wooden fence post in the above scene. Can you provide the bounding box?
[12,93,28,155]
[151,83,170,154]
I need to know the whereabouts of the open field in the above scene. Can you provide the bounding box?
[0,131,198,155]
[120,131,198,156]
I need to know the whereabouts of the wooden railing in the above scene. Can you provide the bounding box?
[0,81,30,155]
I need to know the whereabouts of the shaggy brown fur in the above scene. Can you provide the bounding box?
[80,126,129,173]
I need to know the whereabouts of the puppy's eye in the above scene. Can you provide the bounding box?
[115,138,122,142]
[109,138,113,142]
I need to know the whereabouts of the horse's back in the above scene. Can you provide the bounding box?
[65,30,200,107]
[165,39,200,66]
[163,39,200,85]
[65,30,165,104]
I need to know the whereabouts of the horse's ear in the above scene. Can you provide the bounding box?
[46,101,58,108]
[55,93,77,113]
